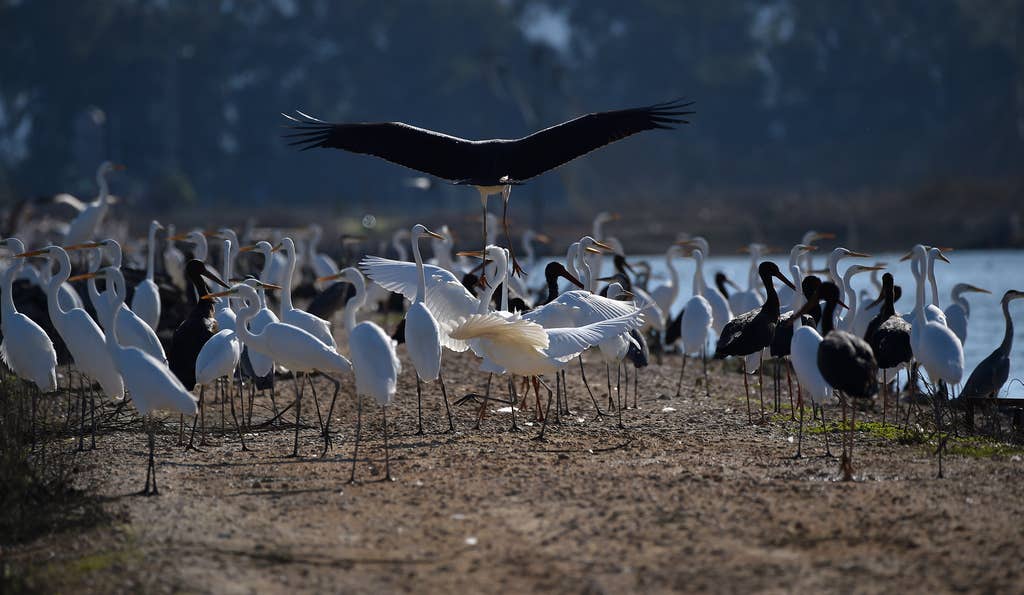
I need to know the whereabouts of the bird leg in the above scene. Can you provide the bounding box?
[616,365,624,430]
[230,373,248,451]
[786,362,795,420]
[382,405,393,482]
[532,377,556,441]
[635,364,641,407]
[187,386,206,451]
[77,374,86,451]
[145,416,159,496]
[675,354,687,397]
[415,375,425,435]
[320,375,340,456]
[773,358,781,414]
[578,357,605,417]
[881,369,888,426]
[438,370,455,433]
[743,372,752,424]
[794,385,804,459]
[291,377,303,457]
[758,352,766,423]
[507,377,521,432]
[473,373,492,431]
[848,395,857,480]
[349,396,362,484]
[532,376,544,422]
[553,373,563,425]
[605,364,614,410]
[500,185,526,278]
[220,377,227,436]
[820,406,834,458]
[478,189,490,287]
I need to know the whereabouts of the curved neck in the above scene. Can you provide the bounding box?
[343,274,367,333]
[841,271,859,330]
[881,281,896,318]
[543,270,560,305]
[828,256,845,299]
[281,243,295,314]
[411,233,426,303]
[747,252,760,290]
[1000,298,1015,354]
[220,241,233,313]
[393,235,408,261]
[715,276,730,299]
[146,226,157,280]
[759,268,782,318]
[233,292,263,347]
[45,251,72,319]
[791,267,805,330]
[477,257,506,313]
[522,234,535,267]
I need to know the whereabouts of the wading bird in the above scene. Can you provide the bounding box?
[284,99,693,274]
[0,238,58,393]
[960,290,1024,399]
[131,220,163,331]
[61,161,125,246]
[943,283,991,347]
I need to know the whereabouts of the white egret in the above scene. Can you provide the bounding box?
[675,248,713,397]
[0,238,58,393]
[62,161,125,246]
[131,220,163,331]
[163,224,187,291]
[729,243,767,316]
[944,283,990,347]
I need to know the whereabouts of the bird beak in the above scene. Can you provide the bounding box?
[201,268,231,289]
[774,270,797,291]
[726,278,742,290]
[424,229,446,241]
[316,273,343,283]
[62,242,104,251]
[583,246,603,254]
[674,239,695,247]
[238,244,259,253]
[259,282,282,290]
[534,233,551,244]
[967,285,991,294]
[796,244,818,253]
[847,251,871,258]
[15,249,48,258]
[591,240,614,252]
[201,230,219,237]
[559,269,585,289]
[270,243,284,253]
[812,232,836,241]
[168,233,188,241]
[456,250,486,259]
[202,289,235,301]
[67,272,100,282]
[618,290,635,300]
[936,252,952,264]
[836,298,849,310]
[863,265,887,272]
[737,246,749,254]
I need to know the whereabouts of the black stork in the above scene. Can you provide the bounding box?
[815,282,879,481]
[960,290,1024,399]
[714,261,797,423]
[167,259,229,446]
[864,272,913,423]
[283,99,694,275]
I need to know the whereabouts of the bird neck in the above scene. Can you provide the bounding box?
[927,256,940,306]
[665,249,679,291]
[95,169,109,205]
[840,271,859,331]
[281,244,296,313]
[912,254,926,321]
[759,269,781,318]
[691,251,705,297]
[821,300,837,335]
[746,252,760,290]
[411,234,427,304]
[234,298,262,348]
[543,271,560,305]
[715,276,730,299]
[344,275,366,334]
[881,282,896,318]
[1000,298,1014,354]
[45,252,72,319]
[1,265,16,320]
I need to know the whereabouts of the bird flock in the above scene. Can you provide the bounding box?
[2,101,1022,492]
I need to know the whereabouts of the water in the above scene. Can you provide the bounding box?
[570,249,1024,395]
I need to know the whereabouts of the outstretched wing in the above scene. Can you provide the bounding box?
[545,311,645,361]
[283,113,480,182]
[503,98,693,181]
[449,313,549,350]
[359,256,478,351]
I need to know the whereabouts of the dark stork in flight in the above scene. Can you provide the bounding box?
[283,99,694,275]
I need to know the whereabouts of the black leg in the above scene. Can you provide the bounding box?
[507,377,520,432]
[438,370,454,433]
[676,354,687,397]
[744,372,752,424]
[578,357,604,417]
[320,376,340,456]
[291,377,302,457]
[533,377,555,441]
[415,375,424,435]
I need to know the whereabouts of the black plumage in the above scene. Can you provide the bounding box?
[168,260,229,391]
[306,281,356,321]
[714,262,796,358]
[961,290,1023,398]
[770,275,822,358]
[816,282,879,400]
[284,99,693,186]
[865,273,913,370]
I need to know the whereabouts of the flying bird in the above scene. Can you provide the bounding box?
[283,98,694,274]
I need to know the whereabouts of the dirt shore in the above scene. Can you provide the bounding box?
[4,349,1024,594]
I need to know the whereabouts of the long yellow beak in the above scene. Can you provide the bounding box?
[584,246,603,254]
[456,250,486,258]
[591,240,614,252]
[316,273,344,283]
[15,249,48,258]
[424,229,446,241]
[168,233,189,241]
[67,272,100,282]
[63,242,104,251]
[534,233,551,244]
[812,232,836,241]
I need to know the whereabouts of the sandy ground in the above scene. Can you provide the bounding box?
[5,349,1024,594]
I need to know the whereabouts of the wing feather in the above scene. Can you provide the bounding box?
[545,311,645,361]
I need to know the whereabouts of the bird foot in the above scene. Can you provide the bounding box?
[511,258,527,278]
